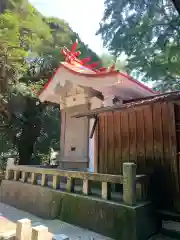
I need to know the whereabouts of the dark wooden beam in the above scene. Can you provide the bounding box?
[89,116,98,139]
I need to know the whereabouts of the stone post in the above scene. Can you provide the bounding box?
[14,170,21,181]
[31,172,37,185]
[41,174,48,186]
[16,218,32,240]
[83,179,91,195]
[5,158,15,180]
[101,182,111,200]
[66,177,75,192]
[6,158,15,170]
[123,162,136,205]
[52,175,60,189]
[31,225,49,240]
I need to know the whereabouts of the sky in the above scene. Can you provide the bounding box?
[28,0,153,87]
[29,0,106,55]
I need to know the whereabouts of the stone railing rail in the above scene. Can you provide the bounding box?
[1,218,68,240]
[5,162,148,206]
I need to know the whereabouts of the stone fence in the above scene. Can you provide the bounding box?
[1,218,68,240]
[5,162,148,205]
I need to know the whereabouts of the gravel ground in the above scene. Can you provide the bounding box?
[0,203,112,240]
[1,203,178,240]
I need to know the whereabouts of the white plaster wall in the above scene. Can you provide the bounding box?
[88,118,95,172]
[88,97,103,172]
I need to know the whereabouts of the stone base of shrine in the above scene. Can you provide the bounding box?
[58,160,88,171]
[0,180,160,240]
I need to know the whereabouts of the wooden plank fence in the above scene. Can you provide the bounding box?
[97,101,180,211]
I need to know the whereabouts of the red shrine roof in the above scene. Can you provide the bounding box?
[38,40,156,104]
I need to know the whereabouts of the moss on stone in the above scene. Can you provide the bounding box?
[0,180,159,240]
[59,194,136,239]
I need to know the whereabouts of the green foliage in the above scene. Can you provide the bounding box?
[97,0,180,91]
[0,3,52,116]
[101,53,128,72]
[0,11,27,95]
[0,0,102,164]
[34,105,60,156]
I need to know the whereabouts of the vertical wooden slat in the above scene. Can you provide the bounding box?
[174,104,180,189]
[104,113,108,174]
[168,103,179,194]
[112,113,115,173]
[119,112,123,173]
[121,111,130,163]
[129,110,137,164]
[99,114,105,173]
[94,117,99,173]
[152,103,164,165]
[114,112,121,174]
[107,112,114,174]
[136,108,145,170]
[161,102,173,206]
[161,102,171,163]
[173,103,180,211]
[143,105,154,168]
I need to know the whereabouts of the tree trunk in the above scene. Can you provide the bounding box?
[18,137,34,165]
[17,97,43,165]
[18,115,42,165]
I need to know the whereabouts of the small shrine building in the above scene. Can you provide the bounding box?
[38,41,155,172]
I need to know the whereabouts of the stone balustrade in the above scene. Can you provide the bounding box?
[5,163,148,206]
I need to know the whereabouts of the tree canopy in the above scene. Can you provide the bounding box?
[101,53,127,72]
[0,0,102,165]
[97,0,180,91]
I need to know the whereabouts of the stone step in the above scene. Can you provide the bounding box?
[149,233,178,239]
[161,220,180,239]
[157,210,180,222]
